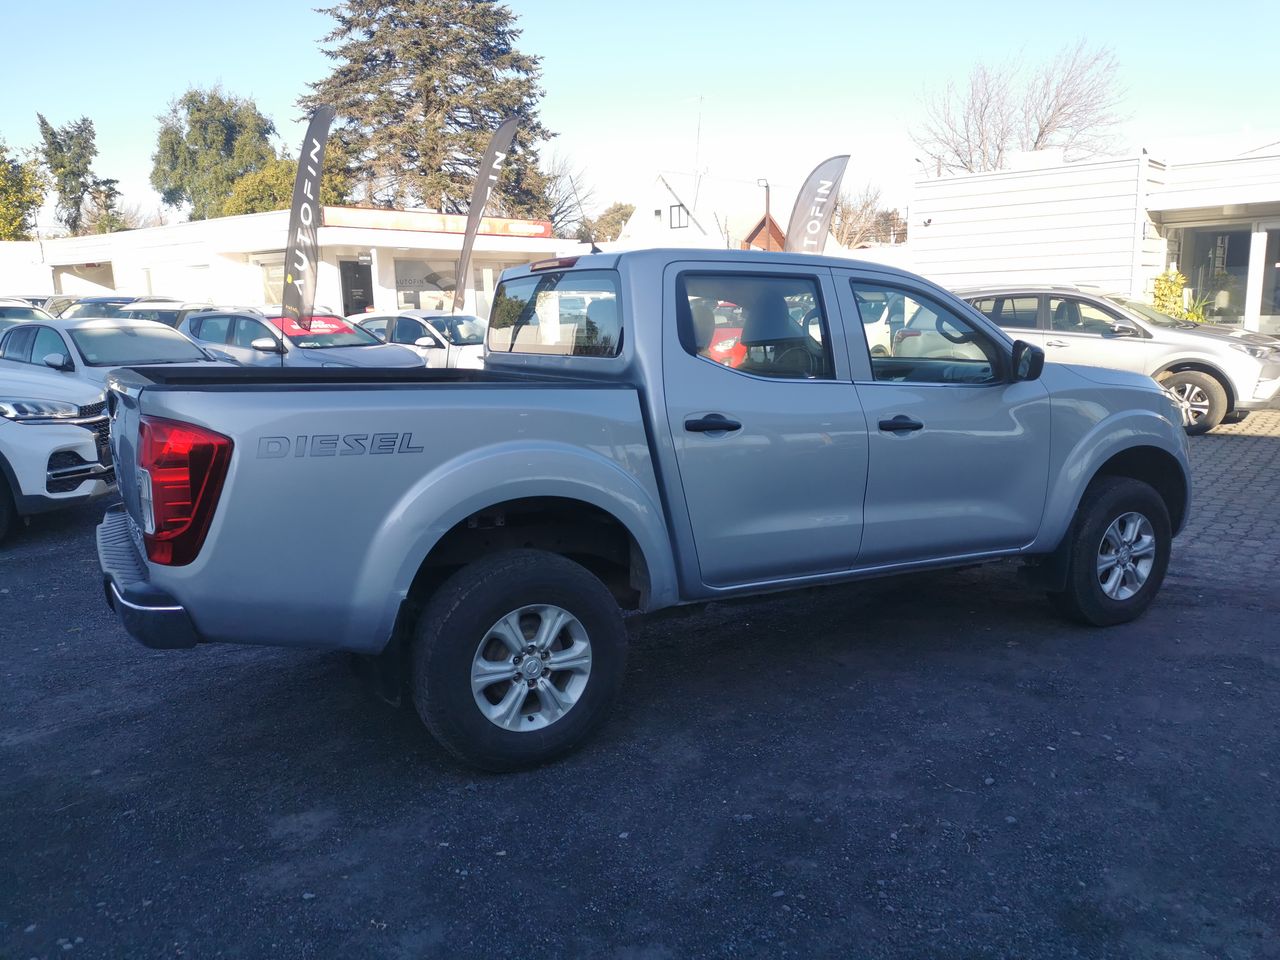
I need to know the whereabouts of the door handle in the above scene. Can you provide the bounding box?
[878,415,924,433]
[685,414,742,433]
[1045,339,1068,347]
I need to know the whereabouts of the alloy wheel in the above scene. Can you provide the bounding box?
[470,604,593,732]
[1096,512,1157,601]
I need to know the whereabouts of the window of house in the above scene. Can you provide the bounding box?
[677,273,833,380]
[670,204,689,229]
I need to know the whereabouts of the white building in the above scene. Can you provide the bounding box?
[909,151,1280,333]
[0,206,569,318]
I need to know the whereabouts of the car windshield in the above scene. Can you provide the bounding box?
[270,315,381,348]
[434,315,486,345]
[67,325,208,366]
[1109,298,1189,329]
[61,301,130,319]
[0,305,51,323]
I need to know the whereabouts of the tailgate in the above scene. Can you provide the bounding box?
[105,369,151,527]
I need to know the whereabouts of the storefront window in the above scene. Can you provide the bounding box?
[260,260,285,304]
[394,259,458,310]
[1179,226,1251,324]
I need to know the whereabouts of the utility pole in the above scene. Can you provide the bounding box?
[757,178,771,251]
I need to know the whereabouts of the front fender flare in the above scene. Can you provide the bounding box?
[1027,408,1189,554]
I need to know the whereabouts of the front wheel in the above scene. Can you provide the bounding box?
[1047,477,1172,627]
[1159,370,1227,435]
[411,549,627,771]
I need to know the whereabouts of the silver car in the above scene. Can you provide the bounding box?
[353,310,487,369]
[178,309,423,368]
[956,285,1280,434]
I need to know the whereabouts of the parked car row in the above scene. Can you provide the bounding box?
[0,297,493,542]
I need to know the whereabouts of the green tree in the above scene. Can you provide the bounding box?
[84,177,129,234]
[577,202,634,243]
[300,0,553,216]
[223,149,352,216]
[36,114,98,235]
[0,140,46,241]
[151,87,277,220]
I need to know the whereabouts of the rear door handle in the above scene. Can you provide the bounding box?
[878,415,924,433]
[685,414,742,433]
[1045,339,1068,347]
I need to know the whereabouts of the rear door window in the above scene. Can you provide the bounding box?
[193,314,232,344]
[1,325,37,362]
[971,296,1040,329]
[488,270,622,357]
[677,273,833,379]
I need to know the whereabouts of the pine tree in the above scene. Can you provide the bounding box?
[300,0,553,216]
[36,114,98,235]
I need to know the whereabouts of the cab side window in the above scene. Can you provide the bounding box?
[232,316,272,348]
[851,282,1001,385]
[391,317,426,345]
[1049,297,1121,335]
[32,327,68,365]
[676,273,833,380]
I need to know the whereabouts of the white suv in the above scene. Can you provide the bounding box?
[957,285,1280,434]
[0,365,115,542]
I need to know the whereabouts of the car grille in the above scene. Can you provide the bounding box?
[79,400,107,418]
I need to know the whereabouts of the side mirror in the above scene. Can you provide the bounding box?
[1011,340,1045,381]
[1109,322,1138,337]
[414,336,443,349]
[43,352,73,371]
[250,337,284,354]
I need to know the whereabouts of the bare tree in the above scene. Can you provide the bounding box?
[831,183,883,248]
[914,41,1122,175]
[541,152,595,239]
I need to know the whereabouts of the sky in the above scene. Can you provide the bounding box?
[3,0,1278,234]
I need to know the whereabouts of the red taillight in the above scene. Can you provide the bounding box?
[138,416,233,566]
[529,256,579,272]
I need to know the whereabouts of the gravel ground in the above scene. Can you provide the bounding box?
[2,415,1279,959]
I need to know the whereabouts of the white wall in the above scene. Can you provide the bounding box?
[0,242,53,291]
[909,156,1161,296]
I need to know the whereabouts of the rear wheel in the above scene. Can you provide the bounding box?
[1159,370,1227,435]
[411,549,627,771]
[1047,477,1171,626]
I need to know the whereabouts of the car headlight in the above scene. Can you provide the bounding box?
[0,398,83,422]
[1229,342,1270,360]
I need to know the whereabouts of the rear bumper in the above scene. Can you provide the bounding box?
[97,505,202,649]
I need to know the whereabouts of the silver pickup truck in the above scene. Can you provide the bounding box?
[97,249,1191,770]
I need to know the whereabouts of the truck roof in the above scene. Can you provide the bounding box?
[501,247,923,284]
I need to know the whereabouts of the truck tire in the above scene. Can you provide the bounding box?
[1047,476,1171,627]
[1159,370,1227,435]
[410,549,627,771]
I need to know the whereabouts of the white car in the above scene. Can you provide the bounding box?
[0,317,232,387]
[354,310,487,369]
[0,364,114,543]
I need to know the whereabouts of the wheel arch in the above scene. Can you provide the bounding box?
[1153,360,1236,411]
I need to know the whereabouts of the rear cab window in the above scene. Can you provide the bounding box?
[488,270,622,357]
